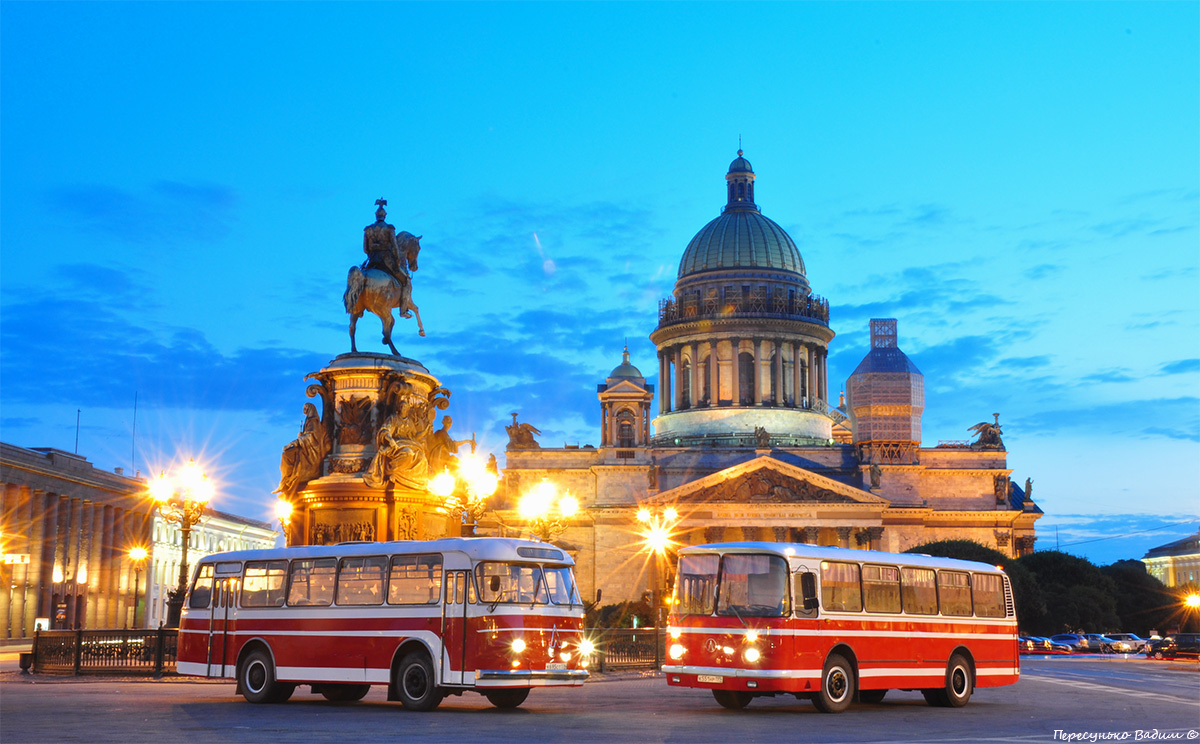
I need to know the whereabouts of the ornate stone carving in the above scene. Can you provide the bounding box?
[330,458,369,475]
[1015,535,1036,556]
[994,474,1011,505]
[802,527,819,544]
[836,526,852,546]
[773,526,789,542]
[363,380,451,490]
[994,530,1011,548]
[336,395,373,446]
[506,412,542,450]
[969,413,1005,450]
[345,200,425,355]
[276,401,333,499]
[311,509,375,545]
[704,526,725,543]
[396,507,419,540]
[692,470,854,505]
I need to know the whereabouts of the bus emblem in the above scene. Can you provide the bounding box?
[548,624,559,658]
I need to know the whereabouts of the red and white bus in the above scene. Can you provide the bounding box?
[176,537,592,710]
[664,542,1019,713]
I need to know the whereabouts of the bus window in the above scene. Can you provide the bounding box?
[972,573,1006,618]
[900,567,937,614]
[938,571,972,616]
[719,554,790,617]
[543,566,581,606]
[476,563,547,604]
[820,561,862,612]
[288,558,337,606]
[387,554,442,605]
[862,564,901,614]
[242,561,288,607]
[675,554,718,616]
[189,564,214,609]
[337,556,386,606]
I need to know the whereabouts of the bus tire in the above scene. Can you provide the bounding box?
[924,654,972,708]
[320,683,371,703]
[396,652,443,711]
[813,653,855,714]
[858,689,887,704]
[240,649,292,704]
[485,688,530,709]
[712,689,753,709]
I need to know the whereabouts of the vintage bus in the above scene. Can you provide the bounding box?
[664,542,1019,713]
[176,537,592,710]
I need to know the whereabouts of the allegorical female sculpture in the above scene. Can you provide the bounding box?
[277,402,332,499]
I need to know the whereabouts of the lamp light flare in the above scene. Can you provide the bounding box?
[274,498,293,524]
[1185,593,1200,609]
[128,546,149,563]
[664,507,678,522]
[559,492,579,517]
[637,508,651,523]
[428,469,456,498]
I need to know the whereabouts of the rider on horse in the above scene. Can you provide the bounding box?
[363,199,408,284]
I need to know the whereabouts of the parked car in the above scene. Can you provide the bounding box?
[1084,634,1123,653]
[1020,636,1072,654]
[1145,633,1200,660]
[1105,633,1148,653]
[1049,633,1088,652]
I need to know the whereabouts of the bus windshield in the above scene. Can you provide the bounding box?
[717,553,790,618]
[674,554,718,616]
[476,563,570,605]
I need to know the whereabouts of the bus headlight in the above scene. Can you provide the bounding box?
[560,652,571,662]
[579,639,595,656]
[669,643,686,660]
[745,630,759,643]
[512,639,526,654]
[744,647,761,663]
[669,626,681,640]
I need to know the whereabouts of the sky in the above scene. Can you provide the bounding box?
[2,2,1196,566]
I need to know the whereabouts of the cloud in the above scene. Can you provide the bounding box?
[1023,264,1059,280]
[1015,397,1199,442]
[53,181,239,244]
[1082,369,1137,384]
[1160,359,1200,375]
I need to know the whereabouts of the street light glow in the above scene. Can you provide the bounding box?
[1185,593,1200,609]
[128,546,148,563]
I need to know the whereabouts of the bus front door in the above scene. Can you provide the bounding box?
[205,570,239,678]
[440,570,470,685]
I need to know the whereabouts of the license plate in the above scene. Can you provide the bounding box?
[697,674,724,684]
[546,662,567,670]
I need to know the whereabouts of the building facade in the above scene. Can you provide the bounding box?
[1142,532,1200,588]
[494,152,1041,606]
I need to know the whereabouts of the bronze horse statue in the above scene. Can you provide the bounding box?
[344,230,425,355]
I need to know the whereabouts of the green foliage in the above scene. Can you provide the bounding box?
[1016,551,1120,635]
[586,600,653,629]
[905,539,1044,631]
[1100,560,1176,636]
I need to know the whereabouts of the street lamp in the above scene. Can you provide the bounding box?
[428,453,499,537]
[275,498,294,545]
[149,459,213,628]
[637,505,680,624]
[127,546,148,629]
[517,479,578,542]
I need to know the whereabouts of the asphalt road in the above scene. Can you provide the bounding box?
[1,657,1197,744]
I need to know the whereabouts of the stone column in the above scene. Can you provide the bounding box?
[84,502,101,628]
[801,527,819,545]
[774,339,784,405]
[819,349,828,403]
[731,338,741,406]
[690,342,700,408]
[704,526,725,543]
[866,527,884,551]
[836,526,852,549]
[658,352,667,415]
[805,346,815,406]
[752,339,763,406]
[709,341,719,406]
[673,346,683,412]
[792,344,801,408]
[773,527,789,542]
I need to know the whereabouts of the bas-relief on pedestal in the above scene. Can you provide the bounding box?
[275,201,458,546]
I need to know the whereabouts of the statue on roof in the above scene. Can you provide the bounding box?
[968,413,1005,450]
[506,412,541,450]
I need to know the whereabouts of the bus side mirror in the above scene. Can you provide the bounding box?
[490,576,501,593]
[799,572,818,611]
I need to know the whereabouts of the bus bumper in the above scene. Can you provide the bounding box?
[474,668,590,687]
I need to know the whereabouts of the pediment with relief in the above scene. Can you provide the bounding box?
[648,455,886,507]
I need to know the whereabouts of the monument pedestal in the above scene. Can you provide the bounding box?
[281,352,454,545]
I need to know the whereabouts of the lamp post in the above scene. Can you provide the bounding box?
[127,546,148,629]
[516,479,578,542]
[428,453,499,537]
[637,505,680,625]
[149,459,213,628]
[275,498,293,545]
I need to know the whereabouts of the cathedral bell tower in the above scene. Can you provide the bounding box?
[597,346,654,448]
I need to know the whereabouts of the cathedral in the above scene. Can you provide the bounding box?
[493,151,1041,605]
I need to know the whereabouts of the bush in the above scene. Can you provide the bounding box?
[586,600,654,629]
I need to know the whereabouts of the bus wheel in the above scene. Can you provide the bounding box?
[396,652,443,712]
[320,684,371,703]
[712,689,753,709]
[240,649,292,704]
[485,688,530,709]
[858,689,887,704]
[813,653,855,714]
[924,654,972,708]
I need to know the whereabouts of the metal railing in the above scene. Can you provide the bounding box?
[587,627,664,672]
[31,628,177,676]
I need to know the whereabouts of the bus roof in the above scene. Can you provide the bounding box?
[195,537,576,566]
[678,542,1007,575]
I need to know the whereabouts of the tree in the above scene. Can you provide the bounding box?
[1016,551,1120,635]
[905,539,1044,631]
[1100,560,1175,636]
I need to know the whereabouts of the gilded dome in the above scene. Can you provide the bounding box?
[677,151,805,280]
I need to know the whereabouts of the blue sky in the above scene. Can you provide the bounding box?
[2,2,1196,565]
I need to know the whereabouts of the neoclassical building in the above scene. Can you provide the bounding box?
[494,152,1041,605]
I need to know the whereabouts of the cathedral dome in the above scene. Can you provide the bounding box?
[677,150,805,280]
[607,347,644,381]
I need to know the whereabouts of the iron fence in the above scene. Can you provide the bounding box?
[31,628,177,676]
[587,627,664,672]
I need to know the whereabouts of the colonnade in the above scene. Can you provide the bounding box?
[0,483,151,638]
[657,339,828,415]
